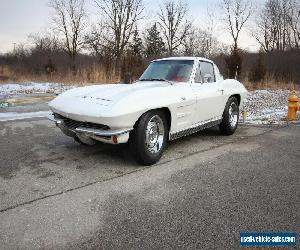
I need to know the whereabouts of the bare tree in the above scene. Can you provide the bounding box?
[158,0,192,56]
[206,4,218,56]
[84,23,113,59]
[183,5,229,58]
[183,27,210,57]
[252,3,274,52]
[84,26,104,57]
[253,0,300,52]
[49,0,86,71]
[29,33,62,52]
[222,0,253,50]
[285,0,300,48]
[94,0,144,64]
[183,27,228,58]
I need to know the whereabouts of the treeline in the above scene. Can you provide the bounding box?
[0,0,299,86]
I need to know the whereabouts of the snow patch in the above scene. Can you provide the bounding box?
[241,89,298,125]
[0,82,76,97]
[0,111,51,122]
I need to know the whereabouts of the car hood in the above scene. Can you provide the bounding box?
[48,81,174,118]
[63,81,171,103]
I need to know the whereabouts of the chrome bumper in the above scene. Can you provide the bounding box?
[48,114,133,144]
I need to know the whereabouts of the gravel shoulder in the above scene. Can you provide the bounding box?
[242,89,300,124]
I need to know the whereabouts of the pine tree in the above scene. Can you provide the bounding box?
[129,28,143,57]
[122,28,144,82]
[225,48,242,79]
[145,23,165,58]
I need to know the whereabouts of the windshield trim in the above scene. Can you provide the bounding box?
[139,78,174,84]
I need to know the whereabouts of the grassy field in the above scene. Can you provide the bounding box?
[0,65,120,85]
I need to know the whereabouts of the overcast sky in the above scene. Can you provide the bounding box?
[0,0,262,53]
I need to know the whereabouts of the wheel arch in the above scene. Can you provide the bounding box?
[133,107,172,132]
[160,107,172,132]
[230,94,241,106]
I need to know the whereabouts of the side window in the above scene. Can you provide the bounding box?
[200,62,216,83]
[194,63,202,83]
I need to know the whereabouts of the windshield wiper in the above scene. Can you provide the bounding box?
[139,78,174,84]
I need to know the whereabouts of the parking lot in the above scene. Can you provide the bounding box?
[0,102,299,249]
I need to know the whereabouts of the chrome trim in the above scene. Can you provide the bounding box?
[48,114,57,122]
[169,117,222,140]
[229,103,238,128]
[48,113,133,138]
[48,114,64,126]
[75,127,133,137]
[145,115,164,154]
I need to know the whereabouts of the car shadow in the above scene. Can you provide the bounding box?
[71,141,140,167]
[49,125,228,169]
[71,126,223,166]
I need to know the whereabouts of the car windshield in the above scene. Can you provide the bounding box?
[139,60,194,83]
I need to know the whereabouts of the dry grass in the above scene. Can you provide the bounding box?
[243,74,299,91]
[0,65,120,85]
[244,80,298,91]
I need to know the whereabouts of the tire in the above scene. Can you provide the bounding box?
[219,96,239,135]
[129,110,168,166]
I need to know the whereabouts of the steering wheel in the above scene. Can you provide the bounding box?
[172,76,185,82]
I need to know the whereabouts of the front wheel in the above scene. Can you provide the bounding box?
[219,96,239,135]
[129,110,168,166]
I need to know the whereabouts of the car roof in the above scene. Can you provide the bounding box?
[153,56,213,64]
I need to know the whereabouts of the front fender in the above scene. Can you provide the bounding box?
[109,83,195,131]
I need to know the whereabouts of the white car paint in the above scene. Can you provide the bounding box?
[49,57,248,144]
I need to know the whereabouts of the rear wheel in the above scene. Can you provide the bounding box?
[129,110,168,166]
[219,96,239,135]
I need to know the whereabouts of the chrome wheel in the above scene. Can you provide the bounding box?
[229,103,238,128]
[145,115,165,154]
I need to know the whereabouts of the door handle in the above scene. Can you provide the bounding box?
[218,89,224,95]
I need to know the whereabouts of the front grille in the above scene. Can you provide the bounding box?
[54,113,109,130]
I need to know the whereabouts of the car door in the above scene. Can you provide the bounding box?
[191,61,226,124]
[172,82,197,132]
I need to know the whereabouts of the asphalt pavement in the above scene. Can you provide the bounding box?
[0,100,299,249]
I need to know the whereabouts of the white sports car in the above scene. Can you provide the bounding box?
[49,57,247,165]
